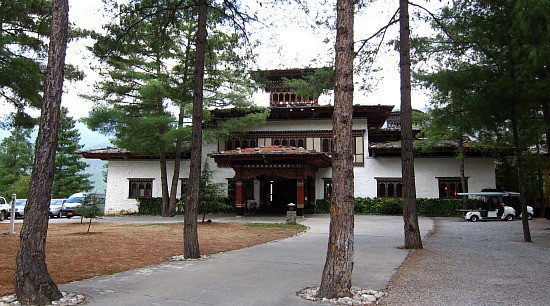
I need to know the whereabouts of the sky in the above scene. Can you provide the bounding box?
[0,0,444,144]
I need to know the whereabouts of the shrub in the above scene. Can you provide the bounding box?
[315,199,331,214]
[137,197,163,215]
[352,197,485,217]
[417,198,461,217]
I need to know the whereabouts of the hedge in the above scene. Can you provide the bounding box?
[142,197,484,217]
[137,197,185,215]
[316,197,484,217]
[137,197,232,215]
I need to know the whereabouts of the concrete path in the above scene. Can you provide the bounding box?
[60,215,434,305]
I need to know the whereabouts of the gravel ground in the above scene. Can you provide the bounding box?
[380,217,550,306]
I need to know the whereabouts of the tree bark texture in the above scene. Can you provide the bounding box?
[154,52,171,218]
[14,0,68,303]
[169,36,193,217]
[317,0,355,299]
[160,149,170,217]
[459,137,468,209]
[399,0,423,250]
[184,0,207,259]
[169,138,183,216]
[542,100,550,157]
[511,109,532,242]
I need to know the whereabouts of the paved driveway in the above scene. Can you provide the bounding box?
[380,217,550,306]
[60,215,433,305]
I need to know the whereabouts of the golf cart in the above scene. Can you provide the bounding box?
[456,192,518,222]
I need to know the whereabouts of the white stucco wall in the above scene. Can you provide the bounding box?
[102,116,496,213]
[104,142,233,214]
[356,157,496,198]
[313,157,495,201]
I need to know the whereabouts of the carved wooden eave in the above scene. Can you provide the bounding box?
[210,145,332,171]
[211,105,394,130]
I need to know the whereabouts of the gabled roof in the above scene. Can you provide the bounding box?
[80,147,190,160]
[368,140,510,157]
[211,105,394,130]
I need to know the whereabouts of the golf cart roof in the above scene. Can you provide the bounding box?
[457,192,520,197]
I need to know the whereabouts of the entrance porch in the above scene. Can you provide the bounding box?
[211,146,332,216]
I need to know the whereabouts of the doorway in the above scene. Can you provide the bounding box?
[261,178,297,213]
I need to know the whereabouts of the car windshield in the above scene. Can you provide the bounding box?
[13,200,27,206]
[65,196,84,203]
[50,199,64,205]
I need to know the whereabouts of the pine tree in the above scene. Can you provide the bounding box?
[15,0,69,302]
[0,123,34,198]
[52,107,92,198]
[317,0,355,299]
[195,162,230,222]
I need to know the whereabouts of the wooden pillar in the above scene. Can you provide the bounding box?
[236,180,244,216]
[297,179,304,216]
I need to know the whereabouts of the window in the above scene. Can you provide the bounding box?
[271,137,306,148]
[129,178,153,199]
[376,178,403,198]
[438,177,467,198]
[323,179,332,199]
[223,138,258,150]
[321,138,332,153]
[353,136,364,166]
[226,140,233,150]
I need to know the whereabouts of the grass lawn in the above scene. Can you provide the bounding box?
[0,221,305,295]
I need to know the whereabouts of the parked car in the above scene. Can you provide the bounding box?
[49,198,66,218]
[8,199,27,219]
[0,196,8,221]
[61,193,105,218]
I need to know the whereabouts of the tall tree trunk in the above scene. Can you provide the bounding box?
[14,0,68,303]
[169,32,193,217]
[399,0,423,249]
[169,116,184,216]
[542,100,550,156]
[459,137,468,209]
[160,150,170,216]
[153,53,171,218]
[510,108,532,242]
[184,0,207,259]
[535,144,545,218]
[317,0,354,299]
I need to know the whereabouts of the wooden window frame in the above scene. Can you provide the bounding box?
[128,178,154,199]
[376,178,403,198]
[437,177,468,198]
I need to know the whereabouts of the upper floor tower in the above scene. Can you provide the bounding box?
[254,68,329,107]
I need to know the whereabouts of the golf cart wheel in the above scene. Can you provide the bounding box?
[470,215,479,222]
[527,213,533,220]
[506,214,514,221]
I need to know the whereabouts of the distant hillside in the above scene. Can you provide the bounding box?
[78,122,110,193]
[84,158,107,193]
[77,121,111,149]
